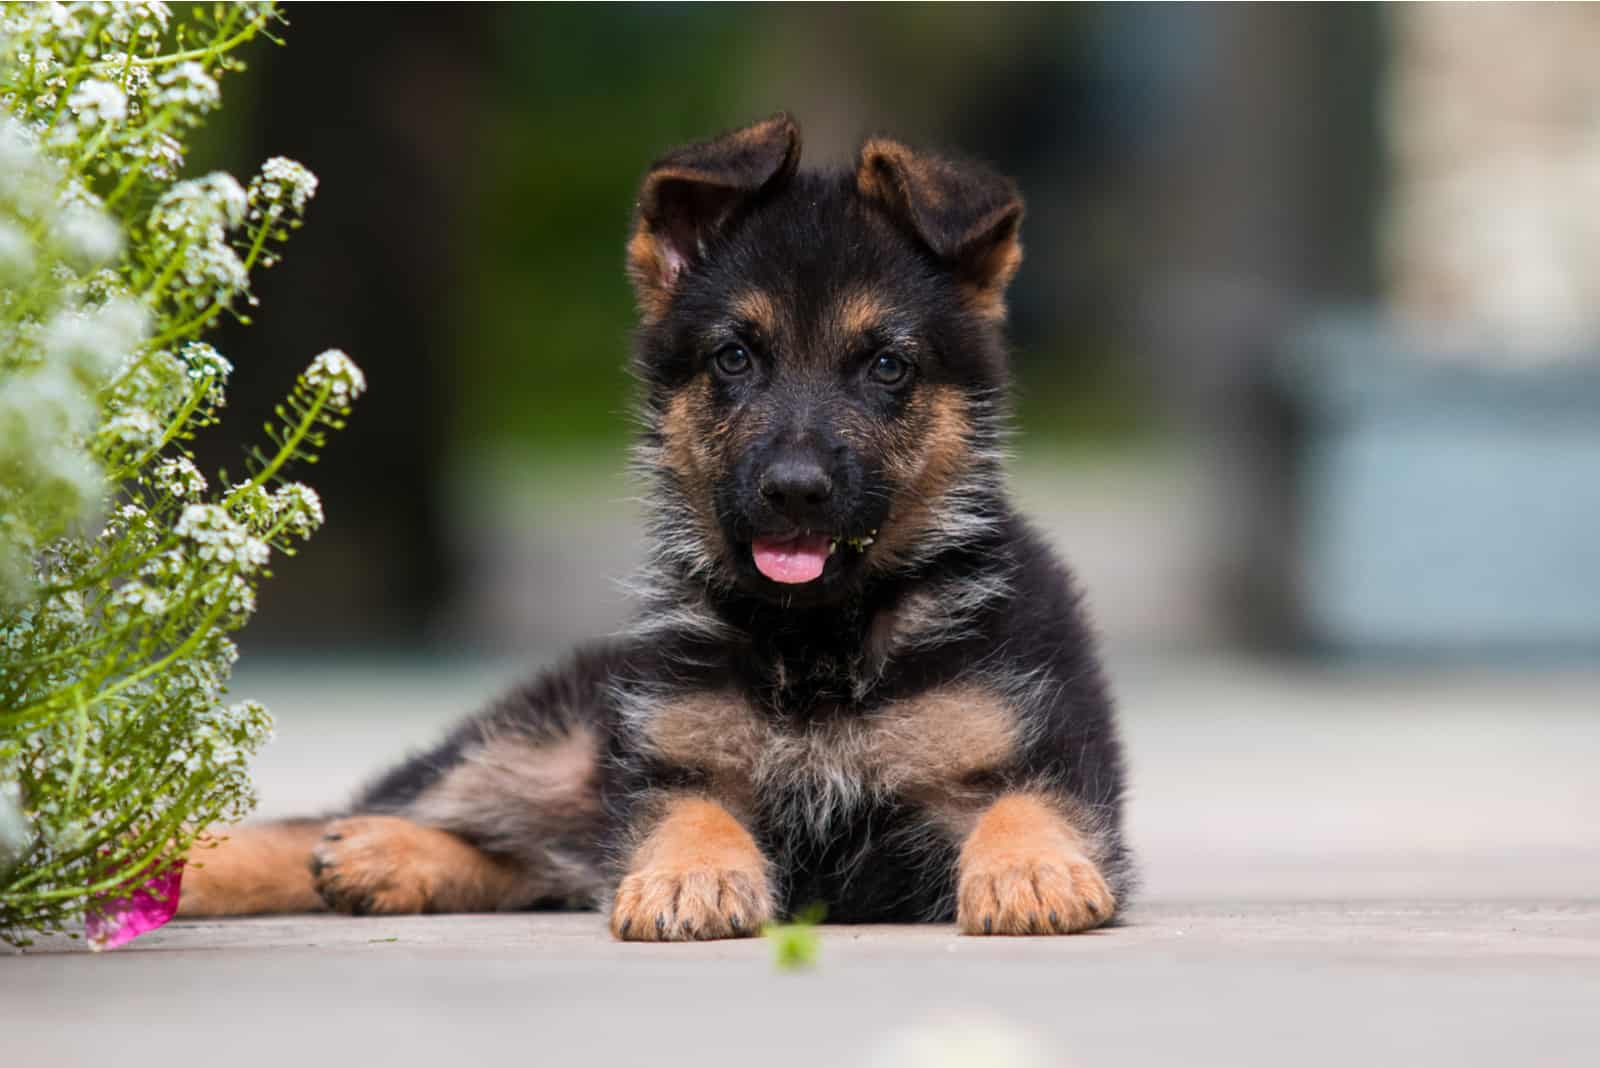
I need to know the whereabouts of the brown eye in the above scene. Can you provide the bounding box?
[869,351,910,386]
[713,343,752,377]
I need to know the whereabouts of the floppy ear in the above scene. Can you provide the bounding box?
[856,138,1024,320]
[628,113,802,319]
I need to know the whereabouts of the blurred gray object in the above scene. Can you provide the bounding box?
[0,775,25,876]
[1285,315,1600,654]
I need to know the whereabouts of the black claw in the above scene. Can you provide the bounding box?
[729,914,745,935]
[351,896,373,917]
[1086,901,1102,919]
[308,856,324,877]
[619,919,631,938]
[1049,911,1061,928]
[983,915,993,934]
[656,914,666,937]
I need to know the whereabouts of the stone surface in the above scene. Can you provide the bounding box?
[5,655,1598,1066]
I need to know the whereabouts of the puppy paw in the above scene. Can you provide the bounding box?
[610,865,772,941]
[957,851,1113,935]
[956,793,1116,935]
[609,797,773,942]
[309,816,439,915]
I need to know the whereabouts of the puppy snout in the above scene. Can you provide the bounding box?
[759,455,833,522]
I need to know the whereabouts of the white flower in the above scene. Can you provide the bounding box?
[153,172,248,232]
[52,202,122,267]
[39,298,149,381]
[155,61,219,111]
[99,409,162,447]
[152,457,206,498]
[142,131,183,182]
[272,483,324,539]
[0,220,33,280]
[103,1,172,44]
[175,503,270,572]
[110,581,168,619]
[249,156,318,219]
[303,349,366,405]
[66,79,126,126]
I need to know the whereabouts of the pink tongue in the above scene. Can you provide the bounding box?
[752,534,831,584]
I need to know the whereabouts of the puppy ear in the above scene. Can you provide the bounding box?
[628,113,802,319]
[856,139,1024,320]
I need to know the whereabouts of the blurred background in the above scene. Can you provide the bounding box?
[194,2,1600,664]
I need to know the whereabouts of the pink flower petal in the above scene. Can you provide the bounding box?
[86,860,184,951]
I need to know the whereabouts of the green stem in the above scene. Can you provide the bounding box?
[63,689,92,807]
[51,10,268,79]
[3,567,236,727]
[228,380,334,502]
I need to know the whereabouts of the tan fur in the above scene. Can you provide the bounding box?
[178,821,326,916]
[856,137,1022,321]
[643,692,767,809]
[657,387,732,566]
[962,237,1022,322]
[627,115,800,322]
[626,227,675,323]
[409,727,601,831]
[834,287,893,341]
[309,815,534,915]
[643,682,1018,822]
[730,288,781,337]
[857,138,941,210]
[403,727,605,902]
[610,796,773,941]
[872,386,975,566]
[956,793,1115,935]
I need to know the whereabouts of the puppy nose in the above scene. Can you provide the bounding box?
[759,456,833,518]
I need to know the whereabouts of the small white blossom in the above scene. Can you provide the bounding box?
[155,61,219,112]
[272,483,324,539]
[109,581,168,619]
[249,156,318,219]
[175,503,270,572]
[0,220,35,280]
[102,1,172,44]
[39,298,148,381]
[153,172,249,233]
[66,79,126,126]
[303,349,366,405]
[98,408,162,447]
[52,202,122,267]
[225,480,275,534]
[149,174,251,309]
[152,457,206,498]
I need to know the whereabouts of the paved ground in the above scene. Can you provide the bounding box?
[5,654,1599,1066]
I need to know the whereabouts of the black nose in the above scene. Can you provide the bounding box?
[759,455,833,522]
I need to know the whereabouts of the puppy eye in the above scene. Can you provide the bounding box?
[868,351,910,386]
[713,343,752,378]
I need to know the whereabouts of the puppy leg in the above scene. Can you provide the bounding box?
[956,793,1115,935]
[309,815,536,915]
[178,820,327,916]
[610,796,774,942]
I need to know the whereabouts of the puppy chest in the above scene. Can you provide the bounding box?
[642,685,1020,805]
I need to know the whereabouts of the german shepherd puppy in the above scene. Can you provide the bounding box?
[179,115,1134,939]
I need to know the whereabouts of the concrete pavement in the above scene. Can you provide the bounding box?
[5,654,1598,1066]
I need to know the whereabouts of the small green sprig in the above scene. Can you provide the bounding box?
[764,902,826,971]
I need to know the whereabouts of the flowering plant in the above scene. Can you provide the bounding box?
[0,1,362,947]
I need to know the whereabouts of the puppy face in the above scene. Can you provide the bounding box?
[630,116,1023,605]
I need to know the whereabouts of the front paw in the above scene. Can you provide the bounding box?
[957,850,1114,935]
[609,796,774,941]
[610,864,772,941]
